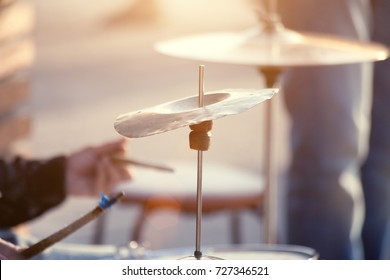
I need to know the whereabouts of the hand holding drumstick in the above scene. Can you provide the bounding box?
[65,138,173,196]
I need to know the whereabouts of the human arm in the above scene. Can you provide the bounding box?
[0,155,66,228]
[0,138,131,228]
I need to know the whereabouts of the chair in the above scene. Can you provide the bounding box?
[94,160,264,244]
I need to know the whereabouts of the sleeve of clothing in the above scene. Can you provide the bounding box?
[0,156,67,228]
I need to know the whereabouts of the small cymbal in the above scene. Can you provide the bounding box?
[114,88,277,138]
[155,26,389,67]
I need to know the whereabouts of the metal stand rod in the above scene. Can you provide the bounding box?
[194,150,203,259]
[259,66,283,244]
[194,65,206,260]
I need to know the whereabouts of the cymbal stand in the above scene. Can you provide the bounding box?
[259,66,283,245]
[259,0,283,32]
[183,65,221,260]
[257,0,284,245]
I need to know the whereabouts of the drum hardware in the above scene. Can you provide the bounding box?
[114,65,276,259]
[146,243,319,260]
[154,0,389,245]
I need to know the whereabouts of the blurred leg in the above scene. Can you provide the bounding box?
[361,0,390,260]
[277,0,372,259]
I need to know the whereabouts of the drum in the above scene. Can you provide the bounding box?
[144,244,319,260]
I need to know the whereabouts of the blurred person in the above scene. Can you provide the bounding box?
[276,0,373,259]
[0,138,132,259]
[273,0,390,259]
[361,0,390,260]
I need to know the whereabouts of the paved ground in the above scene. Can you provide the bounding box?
[24,0,291,254]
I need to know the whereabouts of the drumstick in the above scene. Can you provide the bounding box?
[111,156,174,173]
[20,192,124,259]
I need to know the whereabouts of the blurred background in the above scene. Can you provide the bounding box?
[2,0,291,252]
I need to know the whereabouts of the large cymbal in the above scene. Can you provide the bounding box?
[114,88,276,138]
[155,26,389,67]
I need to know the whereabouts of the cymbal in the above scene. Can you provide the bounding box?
[114,88,277,138]
[155,26,389,67]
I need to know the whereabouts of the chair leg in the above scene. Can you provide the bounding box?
[230,211,242,244]
[130,206,149,243]
[92,214,106,244]
[94,206,149,244]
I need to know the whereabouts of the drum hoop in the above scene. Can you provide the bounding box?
[145,243,319,260]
